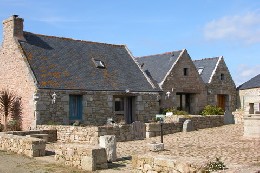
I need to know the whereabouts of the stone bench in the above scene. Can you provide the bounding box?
[55,143,108,171]
[29,134,49,142]
[0,133,46,157]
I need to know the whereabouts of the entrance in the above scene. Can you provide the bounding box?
[114,96,135,124]
[217,94,227,111]
[176,93,191,113]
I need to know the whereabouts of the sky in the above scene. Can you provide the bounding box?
[0,0,259,86]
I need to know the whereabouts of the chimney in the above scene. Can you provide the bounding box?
[2,15,25,43]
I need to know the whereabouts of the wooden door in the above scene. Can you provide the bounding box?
[69,95,83,121]
[217,95,225,110]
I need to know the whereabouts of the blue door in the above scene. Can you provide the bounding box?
[69,95,83,121]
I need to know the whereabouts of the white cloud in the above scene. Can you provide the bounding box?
[204,11,260,44]
[234,64,260,86]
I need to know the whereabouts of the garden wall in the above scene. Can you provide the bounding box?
[0,133,46,157]
[6,129,57,142]
[132,154,205,173]
[55,143,108,171]
[146,115,224,138]
[37,122,145,144]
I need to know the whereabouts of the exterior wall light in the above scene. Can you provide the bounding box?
[166,91,171,99]
[51,92,57,104]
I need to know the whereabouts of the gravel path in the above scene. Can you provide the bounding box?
[0,124,259,172]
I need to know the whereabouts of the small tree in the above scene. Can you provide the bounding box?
[0,90,22,131]
[9,97,22,131]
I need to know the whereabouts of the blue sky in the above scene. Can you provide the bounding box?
[0,0,259,86]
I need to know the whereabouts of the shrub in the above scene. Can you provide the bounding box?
[7,120,21,131]
[201,105,224,116]
[202,157,226,172]
[0,90,22,131]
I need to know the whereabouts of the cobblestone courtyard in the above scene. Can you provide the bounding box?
[116,124,260,172]
[0,124,259,172]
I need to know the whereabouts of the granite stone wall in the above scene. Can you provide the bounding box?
[207,58,236,111]
[132,154,204,173]
[34,89,160,126]
[6,129,57,142]
[37,123,145,144]
[55,143,108,171]
[160,50,207,114]
[146,115,224,138]
[0,132,46,157]
[238,88,260,114]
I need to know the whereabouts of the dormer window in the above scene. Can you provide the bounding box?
[92,58,106,69]
[198,67,204,75]
[220,73,225,80]
[183,68,188,76]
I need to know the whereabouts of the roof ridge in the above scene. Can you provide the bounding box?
[193,57,220,62]
[136,49,183,58]
[23,31,125,47]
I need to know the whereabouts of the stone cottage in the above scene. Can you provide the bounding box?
[136,50,207,114]
[237,74,260,114]
[193,57,236,111]
[0,15,161,130]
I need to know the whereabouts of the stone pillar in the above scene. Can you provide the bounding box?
[99,135,117,162]
[183,119,193,132]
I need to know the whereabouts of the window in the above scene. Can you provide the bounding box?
[183,68,188,76]
[198,67,204,75]
[92,58,106,68]
[114,97,124,111]
[220,73,225,80]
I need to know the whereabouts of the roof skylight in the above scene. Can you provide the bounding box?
[92,58,106,69]
[198,67,204,75]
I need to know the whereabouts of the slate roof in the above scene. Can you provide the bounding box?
[238,74,260,90]
[193,57,219,83]
[18,32,158,91]
[135,51,182,84]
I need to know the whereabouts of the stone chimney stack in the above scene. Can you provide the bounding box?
[2,15,25,44]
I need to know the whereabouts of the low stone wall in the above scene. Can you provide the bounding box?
[0,133,46,157]
[146,115,224,138]
[132,154,205,173]
[6,130,57,142]
[232,110,244,124]
[55,143,107,171]
[145,122,182,138]
[243,114,260,138]
[37,123,145,144]
[37,125,99,144]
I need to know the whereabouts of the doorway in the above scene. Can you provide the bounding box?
[176,93,191,113]
[69,95,83,122]
[217,94,227,111]
[114,96,135,124]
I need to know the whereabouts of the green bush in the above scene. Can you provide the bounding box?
[201,105,224,116]
[7,120,21,131]
[202,157,226,172]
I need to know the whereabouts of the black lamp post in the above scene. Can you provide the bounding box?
[160,117,163,143]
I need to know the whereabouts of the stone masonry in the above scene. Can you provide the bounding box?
[206,57,237,111]
[34,89,159,126]
[55,143,108,171]
[160,50,207,114]
[0,15,37,130]
[0,15,161,130]
[238,88,260,114]
[0,132,46,157]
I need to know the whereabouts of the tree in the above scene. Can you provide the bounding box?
[0,90,22,131]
